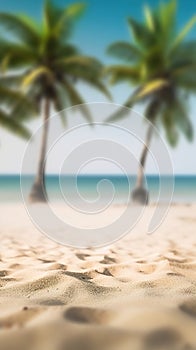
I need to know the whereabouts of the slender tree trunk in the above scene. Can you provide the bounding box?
[29,98,50,203]
[136,123,154,188]
[132,100,159,205]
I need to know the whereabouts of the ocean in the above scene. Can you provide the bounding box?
[0,175,195,204]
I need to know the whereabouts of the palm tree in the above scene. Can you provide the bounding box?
[106,0,196,204]
[0,1,110,202]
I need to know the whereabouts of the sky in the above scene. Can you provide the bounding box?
[0,0,195,175]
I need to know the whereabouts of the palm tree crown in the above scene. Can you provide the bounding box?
[107,0,196,146]
[0,1,109,123]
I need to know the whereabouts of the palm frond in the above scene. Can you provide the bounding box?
[0,86,27,105]
[0,74,23,87]
[12,96,39,122]
[63,79,93,123]
[0,85,38,122]
[22,67,53,87]
[58,55,102,70]
[172,15,196,50]
[159,0,176,34]
[0,40,36,70]
[53,87,68,127]
[57,44,79,58]
[175,72,196,92]
[107,42,142,62]
[128,17,153,47]
[57,2,86,38]
[144,5,155,31]
[106,79,169,124]
[44,1,85,39]
[135,79,169,99]
[0,110,31,139]
[105,94,136,123]
[58,56,111,99]
[0,13,40,45]
[66,3,86,18]
[161,93,193,146]
[170,40,196,63]
[172,98,193,141]
[145,99,161,122]
[105,65,141,85]
[44,0,63,33]
[162,107,179,146]
[172,62,196,77]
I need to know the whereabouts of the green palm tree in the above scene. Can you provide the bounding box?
[0,1,110,202]
[106,0,196,204]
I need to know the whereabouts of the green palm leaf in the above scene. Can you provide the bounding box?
[162,107,179,146]
[56,44,79,58]
[135,79,169,99]
[144,5,155,31]
[66,3,86,18]
[105,94,136,122]
[0,86,32,107]
[58,56,111,99]
[172,15,196,50]
[0,74,23,87]
[173,98,193,141]
[106,65,141,84]
[176,73,196,92]
[44,1,85,39]
[53,87,68,127]
[0,13,40,45]
[0,40,36,71]
[107,42,142,62]
[159,0,176,34]
[63,79,93,123]
[57,55,102,71]
[128,17,153,47]
[22,67,53,87]
[44,0,63,33]
[0,110,31,139]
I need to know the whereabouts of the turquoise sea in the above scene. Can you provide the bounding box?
[0,175,195,204]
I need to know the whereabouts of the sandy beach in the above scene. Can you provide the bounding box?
[0,203,195,350]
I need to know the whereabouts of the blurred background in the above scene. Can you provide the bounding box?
[0,0,195,204]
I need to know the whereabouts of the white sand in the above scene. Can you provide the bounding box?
[0,203,195,350]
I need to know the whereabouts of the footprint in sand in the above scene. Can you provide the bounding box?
[95,268,113,277]
[64,271,93,282]
[0,307,44,329]
[143,328,182,349]
[179,299,196,318]
[100,255,116,264]
[76,253,90,261]
[0,270,9,277]
[64,306,113,325]
[40,299,65,306]
[48,263,67,271]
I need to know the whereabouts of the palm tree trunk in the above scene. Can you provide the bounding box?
[29,98,50,203]
[136,123,154,188]
[132,100,159,205]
